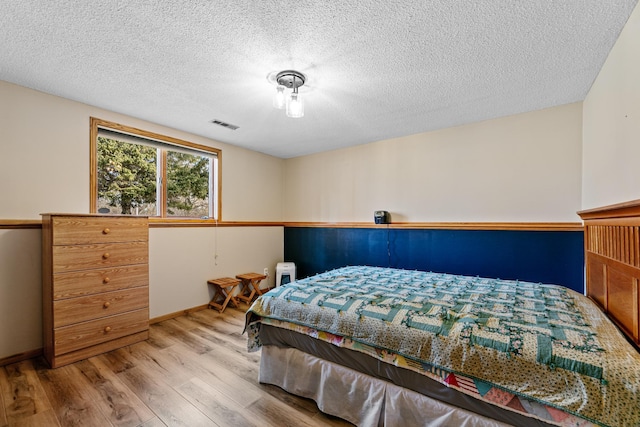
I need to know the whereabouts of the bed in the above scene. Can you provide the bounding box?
[245,203,640,427]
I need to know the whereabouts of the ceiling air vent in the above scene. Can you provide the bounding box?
[210,119,239,130]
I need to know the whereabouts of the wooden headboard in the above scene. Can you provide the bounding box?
[578,200,640,348]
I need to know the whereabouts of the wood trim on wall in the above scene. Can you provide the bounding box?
[0,219,582,231]
[283,221,583,231]
[89,116,98,212]
[0,219,285,229]
[0,348,43,367]
[149,304,209,324]
[148,219,283,228]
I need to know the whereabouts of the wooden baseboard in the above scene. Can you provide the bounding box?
[0,348,43,367]
[150,304,210,324]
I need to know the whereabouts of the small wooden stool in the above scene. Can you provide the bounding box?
[236,272,267,304]
[207,277,240,312]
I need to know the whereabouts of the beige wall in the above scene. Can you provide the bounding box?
[0,80,284,221]
[582,2,640,210]
[149,226,282,318]
[284,103,583,223]
[4,0,637,357]
[0,229,42,355]
[0,81,284,359]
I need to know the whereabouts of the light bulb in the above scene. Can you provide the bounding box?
[286,92,304,118]
[273,85,286,109]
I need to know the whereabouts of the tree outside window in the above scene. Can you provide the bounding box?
[166,151,210,217]
[97,136,157,215]
[91,118,220,220]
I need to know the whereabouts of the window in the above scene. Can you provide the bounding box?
[90,118,220,220]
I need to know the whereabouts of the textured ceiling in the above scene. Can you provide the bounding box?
[1,1,637,158]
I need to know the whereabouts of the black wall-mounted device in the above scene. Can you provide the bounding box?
[374,210,390,224]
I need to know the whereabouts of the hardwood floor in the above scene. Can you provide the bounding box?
[0,307,353,427]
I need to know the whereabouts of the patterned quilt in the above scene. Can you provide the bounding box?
[246,266,640,427]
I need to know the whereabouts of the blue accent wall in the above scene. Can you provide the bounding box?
[284,227,585,293]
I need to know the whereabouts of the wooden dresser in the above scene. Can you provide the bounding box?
[41,214,149,368]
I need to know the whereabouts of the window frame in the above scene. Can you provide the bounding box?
[90,117,222,222]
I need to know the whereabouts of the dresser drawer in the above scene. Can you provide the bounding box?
[53,308,149,356]
[52,264,149,300]
[52,241,148,273]
[53,286,149,328]
[52,216,148,245]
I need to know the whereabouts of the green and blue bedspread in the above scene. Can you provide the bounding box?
[246,266,640,427]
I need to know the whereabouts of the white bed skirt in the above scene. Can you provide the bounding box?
[259,345,512,427]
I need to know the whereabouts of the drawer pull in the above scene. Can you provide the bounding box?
[103,302,111,308]
[103,277,110,284]
[102,253,110,259]
[104,326,112,333]
[103,228,111,235]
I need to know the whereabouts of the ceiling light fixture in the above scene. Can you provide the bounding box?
[274,70,305,118]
